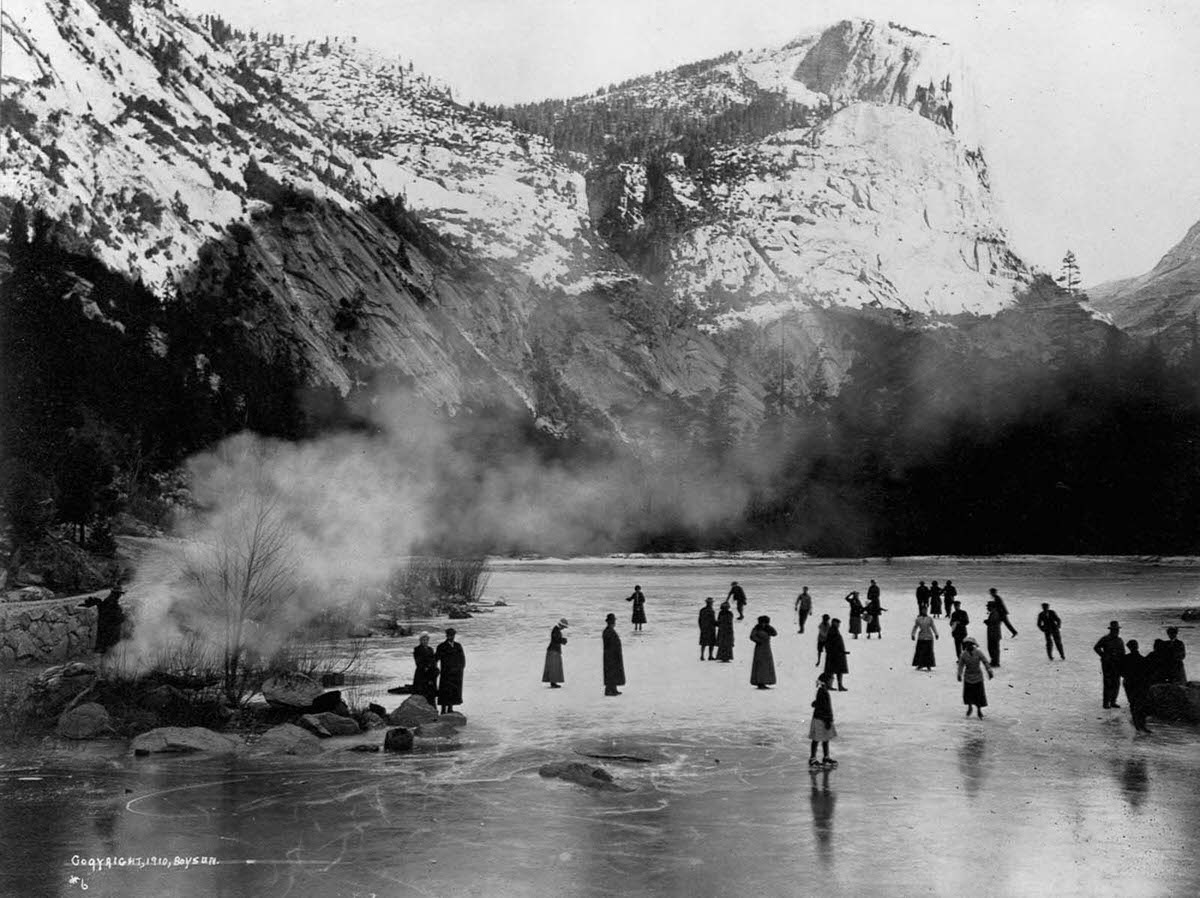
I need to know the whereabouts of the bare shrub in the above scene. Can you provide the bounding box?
[384,555,490,618]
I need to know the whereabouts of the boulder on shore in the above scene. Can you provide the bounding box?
[28,662,97,715]
[388,695,439,727]
[538,761,630,791]
[414,721,459,738]
[384,727,414,752]
[309,690,351,716]
[261,672,323,710]
[299,712,361,738]
[132,727,241,756]
[256,724,323,756]
[439,711,467,728]
[1146,682,1200,722]
[56,702,112,740]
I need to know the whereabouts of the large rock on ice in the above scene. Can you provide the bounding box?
[299,712,361,738]
[383,727,414,752]
[131,727,241,756]
[256,724,323,756]
[1146,683,1200,723]
[261,672,323,710]
[538,761,630,791]
[413,721,459,738]
[56,702,112,739]
[388,695,439,727]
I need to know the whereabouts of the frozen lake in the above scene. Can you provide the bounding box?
[4,556,1199,897]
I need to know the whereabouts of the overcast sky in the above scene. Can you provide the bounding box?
[177,0,1200,286]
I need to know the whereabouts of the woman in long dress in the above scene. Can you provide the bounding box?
[864,592,885,639]
[808,672,838,767]
[957,636,994,718]
[749,615,778,689]
[844,591,864,639]
[823,618,849,690]
[411,632,439,706]
[435,628,466,714]
[716,601,735,662]
[542,618,569,688]
[627,585,647,632]
[911,612,938,671]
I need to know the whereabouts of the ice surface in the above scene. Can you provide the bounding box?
[3,557,1198,897]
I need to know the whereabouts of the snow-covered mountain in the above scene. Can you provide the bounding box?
[1,2,1043,434]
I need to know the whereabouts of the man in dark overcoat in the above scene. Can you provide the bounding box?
[603,613,625,695]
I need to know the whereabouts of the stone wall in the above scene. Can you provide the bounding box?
[0,600,97,665]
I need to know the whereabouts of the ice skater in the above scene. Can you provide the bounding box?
[542,618,569,688]
[1036,603,1065,660]
[984,600,1003,667]
[750,615,778,689]
[915,581,930,616]
[929,580,944,618]
[627,585,647,632]
[808,672,838,768]
[864,590,885,639]
[911,610,939,670]
[1120,640,1153,734]
[435,628,466,714]
[815,614,831,667]
[1093,620,1126,709]
[949,600,970,659]
[603,613,625,696]
[988,587,1018,637]
[943,580,958,616]
[957,636,994,718]
[845,591,864,639]
[716,601,735,662]
[698,598,718,660]
[823,618,848,690]
[796,586,813,633]
[1151,627,1187,684]
[727,581,748,620]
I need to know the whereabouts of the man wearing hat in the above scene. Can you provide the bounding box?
[1093,621,1126,709]
[698,598,718,660]
[435,628,466,714]
[602,613,625,696]
[542,618,569,688]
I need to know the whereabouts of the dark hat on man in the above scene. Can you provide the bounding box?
[605,613,616,622]
[757,615,770,623]
[1041,602,1050,608]
[558,618,569,628]
[705,597,714,604]
[1109,620,1120,630]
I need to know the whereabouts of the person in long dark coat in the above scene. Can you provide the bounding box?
[815,614,830,667]
[984,601,1003,667]
[1150,627,1187,684]
[1120,639,1153,734]
[542,618,569,688]
[627,585,647,631]
[844,591,864,639]
[949,601,970,659]
[603,613,625,695]
[716,601,735,662]
[1093,620,1126,709]
[864,592,885,638]
[81,586,125,654]
[749,615,778,689]
[435,628,466,714]
[698,598,718,660]
[915,581,930,616]
[823,618,848,690]
[929,580,944,618]
[411,632,439,706]
[943,580,958,616]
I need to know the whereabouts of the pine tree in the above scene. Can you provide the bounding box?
[1058,250,1081,293]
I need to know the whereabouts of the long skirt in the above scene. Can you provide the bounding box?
[542,649,564,683]
[808,718,838,741]
[865,614,880,634]
[848,616,862,636]
[912,639,936,668]
[962,680,988,707]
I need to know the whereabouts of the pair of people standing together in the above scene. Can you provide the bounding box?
[411,629,466,714]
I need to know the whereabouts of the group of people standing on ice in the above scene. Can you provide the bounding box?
[404,629,467,714]
[1093,620,1188,734]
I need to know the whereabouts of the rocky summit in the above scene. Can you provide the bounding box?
[2,2,1053,436]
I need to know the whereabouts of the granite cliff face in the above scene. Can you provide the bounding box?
[2,3,1041,435]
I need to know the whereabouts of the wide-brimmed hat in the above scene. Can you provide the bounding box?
[1109,621,1120,630]
[558,618,569,628]
[705,597,714,604]
[962,636,978,646]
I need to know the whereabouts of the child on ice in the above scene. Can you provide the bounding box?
[808,672,838,767]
